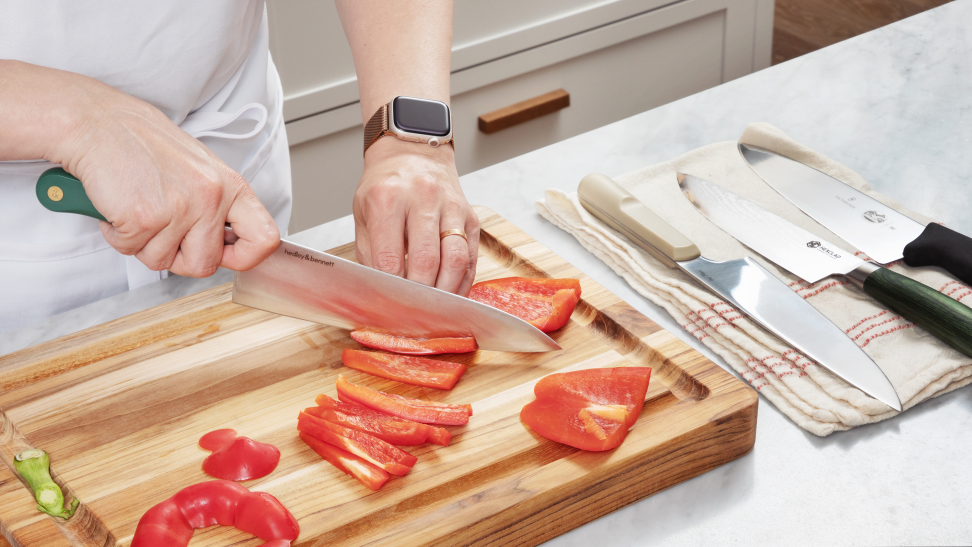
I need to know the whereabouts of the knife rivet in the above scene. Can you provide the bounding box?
[47,186,64,202]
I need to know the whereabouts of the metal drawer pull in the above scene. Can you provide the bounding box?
[478,89,570,134]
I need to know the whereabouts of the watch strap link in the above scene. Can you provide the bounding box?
[363,103,388,156]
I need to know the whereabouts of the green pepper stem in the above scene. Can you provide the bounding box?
[13,449,78,520]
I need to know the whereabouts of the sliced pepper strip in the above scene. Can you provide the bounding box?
[299,432,389,491]
[467,277,581,332]
[297,411,417,475]
[314,395,450,446]
[520,367,651,451]
[303,406,429,446]
[350,331,478,355]
[336,375,471,425]
[131,480,299,547]
[342,349,467,390]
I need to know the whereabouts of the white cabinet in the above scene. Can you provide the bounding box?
[268,0,774,233]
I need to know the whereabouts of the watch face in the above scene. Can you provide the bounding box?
[393,97,451,136]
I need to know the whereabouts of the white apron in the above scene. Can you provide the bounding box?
[0,1,292,333]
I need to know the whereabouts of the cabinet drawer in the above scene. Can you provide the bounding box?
[451,8,725,175]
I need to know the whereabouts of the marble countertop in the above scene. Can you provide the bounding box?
[4,2,971,545]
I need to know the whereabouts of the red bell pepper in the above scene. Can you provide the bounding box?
[520,367,652,451]
[299,432,389,491]
[297,411,417,476]
[131,480,299,547]
[315,394,452,446]
[198,429,280,481]
[467,277,582,332]
[303,406,429,445]
[350,330,478,355]
[341,349,467,390]
[335,375,471,425]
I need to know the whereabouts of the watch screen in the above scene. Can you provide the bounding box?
[393,97,451,136]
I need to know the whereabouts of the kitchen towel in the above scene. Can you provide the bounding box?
[537,122,972,436]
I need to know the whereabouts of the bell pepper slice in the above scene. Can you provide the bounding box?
[297,411,417,476]
[520,367,652,451]
[199,429,280,481]
[350,331,478,355]
[313,395,452,447]
[467,277,581,332]
[299,432,389,491]
[131,480,299,547]
[335,375,471,425]
[303,406,429,446]
[341,349,467,390]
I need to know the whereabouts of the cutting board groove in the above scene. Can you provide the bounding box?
[0,207,756,546]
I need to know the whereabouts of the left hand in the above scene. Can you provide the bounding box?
[353,138,480,296]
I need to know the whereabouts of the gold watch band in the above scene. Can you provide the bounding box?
[363,101,455,156]
[363,104,389,156]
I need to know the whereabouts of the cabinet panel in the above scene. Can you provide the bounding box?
[288,126,363,234]
[452,9,724,176]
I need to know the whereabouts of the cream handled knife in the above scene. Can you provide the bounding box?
[678,172,972,364]
[577,173,901,410]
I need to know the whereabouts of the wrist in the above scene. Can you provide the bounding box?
[363,135,456,168]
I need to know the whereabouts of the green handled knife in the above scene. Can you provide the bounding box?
[36,168,107,221]
[35,168,239,244]
[678,173,972,360]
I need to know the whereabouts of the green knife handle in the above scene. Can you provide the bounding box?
[902,222,972,289]
[36,168,106,221]
[856,264,972,357]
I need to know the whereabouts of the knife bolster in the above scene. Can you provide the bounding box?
[902,223,972,287]
[845,262,881,289]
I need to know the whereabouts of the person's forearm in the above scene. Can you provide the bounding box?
[334,0,453,122]
[0,60,98,164]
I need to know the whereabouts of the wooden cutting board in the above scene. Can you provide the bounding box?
[0,207,757,547]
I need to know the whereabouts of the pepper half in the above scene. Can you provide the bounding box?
[520,367,652,451]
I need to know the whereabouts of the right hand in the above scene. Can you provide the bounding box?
[53,70,280,277]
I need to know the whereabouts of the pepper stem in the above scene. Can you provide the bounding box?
[13,449,78,520]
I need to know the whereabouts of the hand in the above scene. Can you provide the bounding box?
[55,73,280,277]
[353,138,480,295]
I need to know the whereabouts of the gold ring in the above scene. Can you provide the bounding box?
[440,229,467,241]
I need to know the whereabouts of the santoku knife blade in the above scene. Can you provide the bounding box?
[678,172,972,370]
[739,144,972,286]
[576,173,902,411]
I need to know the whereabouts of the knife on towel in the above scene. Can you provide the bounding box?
[577,173,902,410]
[739,144,972,286]
[34,168,561,353]
[678,172,972,364]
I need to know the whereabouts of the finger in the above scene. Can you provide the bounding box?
[366,197,408,277]
[167,217,225,277]
[456,214,481,297]
[405,209,441,287]
[99,211,163,258]
[130,217,194,272]
[220,183,280,271]
[435,214,471,294]
[354,220,372,267]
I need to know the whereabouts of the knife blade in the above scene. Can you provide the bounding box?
[678,172,972,365]
[576,173,902,410]
[234,240,560,352]
[34,168,561,353]
[739,144,972,286]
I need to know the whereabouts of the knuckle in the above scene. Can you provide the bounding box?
[408,245,439,273]
[374,250,404,274]
[444,243,467,271]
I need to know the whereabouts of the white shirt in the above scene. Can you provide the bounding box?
[0,1,292,332]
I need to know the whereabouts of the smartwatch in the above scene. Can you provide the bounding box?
[363,96,454,156]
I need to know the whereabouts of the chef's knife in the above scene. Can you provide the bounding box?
[739,144,972,286]
[35,168,561,353]
[678,172,972,362]
[577,173,902,410]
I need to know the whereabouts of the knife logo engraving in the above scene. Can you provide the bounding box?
[862,210,887,224]
[284,248,335,267]
[835,195,857,209]
[806,241,842,259]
